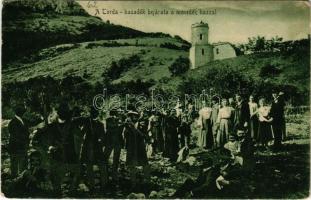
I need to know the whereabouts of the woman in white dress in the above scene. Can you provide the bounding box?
[257,98,273,148]
[216,99,233,147]
[248,95,259,141]
[197,100,213,149]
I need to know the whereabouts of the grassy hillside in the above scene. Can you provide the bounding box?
[3,38,309,95]
[2,37,188,84]
[155,47,309,96]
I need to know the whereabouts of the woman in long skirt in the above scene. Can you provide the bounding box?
[163,110,180,162]
[197,101,213,149]
[257,98,273,148]
[148,111,164,153]
[216,99,233,147]
[248,95,259,141]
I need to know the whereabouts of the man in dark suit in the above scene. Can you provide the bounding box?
[233,94,250,136]
[271,91,285,150]
[102,109,124,185]
[8,104,29,178]
[32,103,80,196]
[80,107,106,190]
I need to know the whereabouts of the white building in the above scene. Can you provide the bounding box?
[190,21,237,69]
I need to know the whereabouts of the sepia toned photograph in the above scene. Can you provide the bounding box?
[1,0,310,198]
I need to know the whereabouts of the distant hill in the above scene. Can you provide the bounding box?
[2,0,189,66]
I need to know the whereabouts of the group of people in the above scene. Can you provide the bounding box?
[196,91,286,151]
[4,90,286,197]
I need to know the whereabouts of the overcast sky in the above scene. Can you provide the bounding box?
[78,1,310,44]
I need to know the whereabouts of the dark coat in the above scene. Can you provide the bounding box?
[233,101,250,130]
[32,120,80,164]
[179,121,192,137]
[105,116,124,148]
[124,118,148,166]
[8,116,30,154]
[163,115,180,161]
[80,118,105,164]
[270,97,285,123]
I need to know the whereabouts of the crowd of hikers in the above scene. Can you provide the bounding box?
[3,90,286,198]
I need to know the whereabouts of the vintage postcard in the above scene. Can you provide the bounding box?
[1,0,310,199]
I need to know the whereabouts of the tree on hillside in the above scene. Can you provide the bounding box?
[244,35,283,53]
[169,56,190,76]
[246,36,266,52]
[266,36,283,52]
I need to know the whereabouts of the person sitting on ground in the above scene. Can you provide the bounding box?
[4,149,53,198]
[224,134,241,163]
[173,163,220,198]
[173,151,233,198]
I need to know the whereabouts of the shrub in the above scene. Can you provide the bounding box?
[259,63,282,78]
[159,77,170,84]
[160,42,180,50]
[105,54,141,80]
[168,56,190,76]
[110,79,155,95]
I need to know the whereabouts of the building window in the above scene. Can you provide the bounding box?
[200,34,203,40]
[216,48,219,54]
[202,48,204,55]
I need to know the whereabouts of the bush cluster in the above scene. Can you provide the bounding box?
[85,41,131,49]
[176,65,305,105]
[103,54,141,80]
[2,75,156,120]
[168,56,190,76]
[160,42,190,51]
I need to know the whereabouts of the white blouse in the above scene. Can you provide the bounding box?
[199,107,212,119]
[258,106,271,122]
[217,107,232,123]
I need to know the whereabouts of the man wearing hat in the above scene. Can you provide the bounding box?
[80,106,106,190]
[102,109,124,185]
[124,109,150,187]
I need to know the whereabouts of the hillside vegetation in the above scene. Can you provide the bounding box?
[3,0,188,65]
[154,40,309,103]
[2,0,309,118]
[3,37,188,84]
[3,38,309,104]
